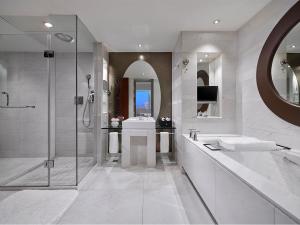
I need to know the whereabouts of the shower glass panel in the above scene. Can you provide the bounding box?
[0,19,50,186]
[50,15,77,186]
[0,15,96,188]
[77,18,96,183]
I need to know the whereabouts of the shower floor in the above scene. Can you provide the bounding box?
[0,157,95,187]
[0,158,45,186]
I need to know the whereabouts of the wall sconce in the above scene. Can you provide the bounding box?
[182,58,189,73]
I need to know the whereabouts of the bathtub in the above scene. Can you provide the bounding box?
[182,134,300,224]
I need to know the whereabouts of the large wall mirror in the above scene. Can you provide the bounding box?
[123,59,161,119]
[257,1,300,126]
[271,23,300,106]
[197,52,222,118]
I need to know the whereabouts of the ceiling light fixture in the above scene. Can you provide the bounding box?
[199,59,203,62]
[204,54,209,58]
[139,55,144,60]
[213,19,221,25]
[138,44,142,48]
[44,22,53,28]
[291,44,296,48]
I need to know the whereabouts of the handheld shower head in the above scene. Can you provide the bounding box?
[86,74,92,81]
[86,74,92,89]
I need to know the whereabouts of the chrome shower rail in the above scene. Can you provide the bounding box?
[0,105,36,109]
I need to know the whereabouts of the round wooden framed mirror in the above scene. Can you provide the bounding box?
[257,1,300,126]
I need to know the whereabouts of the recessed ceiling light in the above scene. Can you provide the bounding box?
[199,59,203,62]
[139,55,144,60]
[138,44,142,48]
[204,54,209,58]
[44,22,53,28]
[213,19,221,24]
[291,44,296,48]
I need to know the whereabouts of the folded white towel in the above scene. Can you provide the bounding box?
[218,136,277,151]
[109,132,119,154]
[160,132,169,153]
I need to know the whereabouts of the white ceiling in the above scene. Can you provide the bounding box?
[0,0,272,52]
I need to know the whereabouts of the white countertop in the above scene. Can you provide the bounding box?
[122,117,155,129]
[183,134,300,223]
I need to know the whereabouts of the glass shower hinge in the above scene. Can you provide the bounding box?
[44,160,54,168]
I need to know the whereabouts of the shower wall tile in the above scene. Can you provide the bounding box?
[55,53,94,157]
[0,53,48,157]
[0,52,94,158]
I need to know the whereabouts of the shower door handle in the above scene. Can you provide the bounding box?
[1,92,9,106]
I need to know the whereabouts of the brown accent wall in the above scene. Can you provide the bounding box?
[108,52,172,120]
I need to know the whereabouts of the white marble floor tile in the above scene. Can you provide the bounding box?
[0,163,214,224]
[79,167,144,191]
[58,189,143,224]
[0,190,78,224]
[143,186,189,224]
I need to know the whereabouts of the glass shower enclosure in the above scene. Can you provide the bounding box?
[0,15,96,188]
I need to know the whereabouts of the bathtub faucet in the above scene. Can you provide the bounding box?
[188,129,196,138]
[193,131,201,141]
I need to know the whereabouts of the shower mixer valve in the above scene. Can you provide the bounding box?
[88,90,95,103]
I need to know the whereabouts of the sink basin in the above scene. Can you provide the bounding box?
[122,117,155,129]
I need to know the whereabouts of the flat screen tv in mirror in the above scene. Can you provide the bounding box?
[197,86,218,102]
[197,52,222,118]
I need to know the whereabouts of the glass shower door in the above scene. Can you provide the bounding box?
[0,32,51,186]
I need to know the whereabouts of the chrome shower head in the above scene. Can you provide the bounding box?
[54,33,74,43]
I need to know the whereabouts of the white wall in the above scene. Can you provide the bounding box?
[236,0,300,149]
[179,31,237,134]
[172,35,183,164]
[172,31,237,165]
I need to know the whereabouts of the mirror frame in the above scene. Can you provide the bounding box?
[257,1,300,126]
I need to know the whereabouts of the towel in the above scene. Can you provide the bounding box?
[109,132,119,154]
[218,136,277,151]
[160,132,169,153]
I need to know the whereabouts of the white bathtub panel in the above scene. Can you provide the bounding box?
[215,163,274,224]
[275,208,297,224]
[183,139,216,215]
[182,139,199,187]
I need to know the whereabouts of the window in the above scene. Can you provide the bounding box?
[134,80,153,117]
